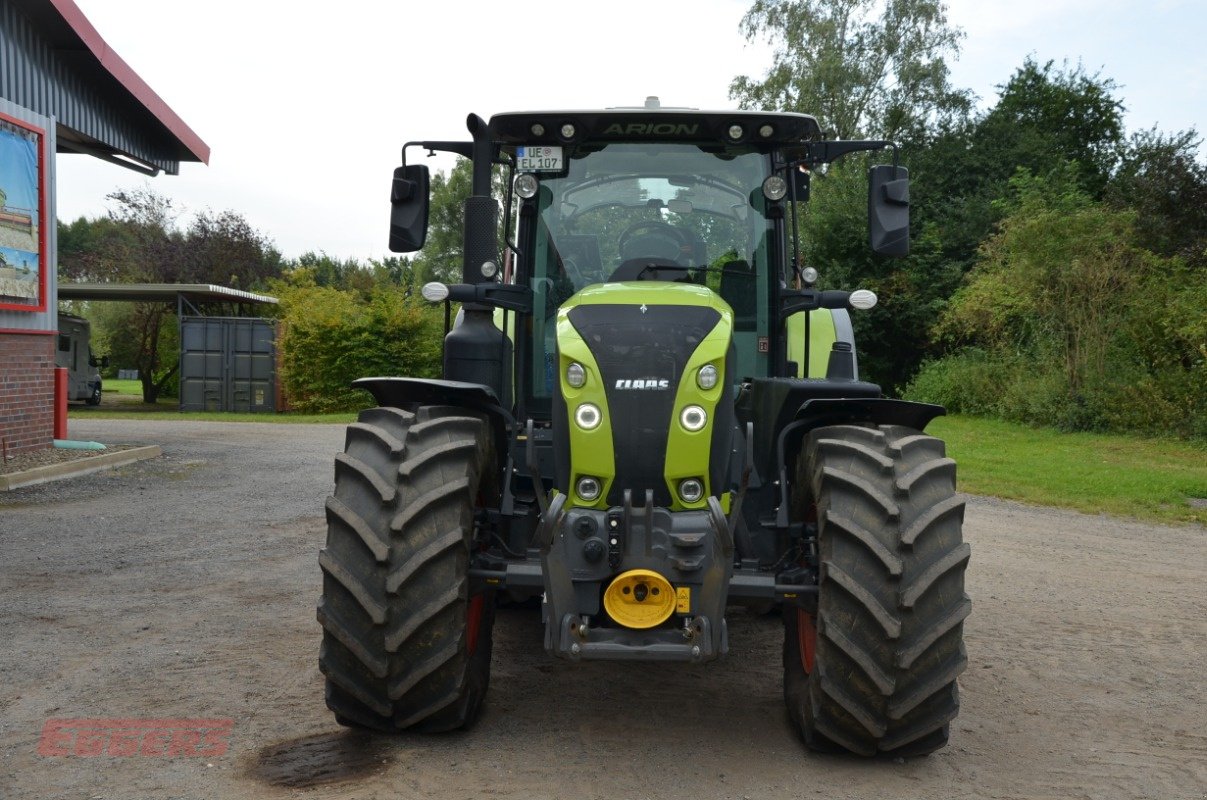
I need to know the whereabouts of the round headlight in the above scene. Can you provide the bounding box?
[530,123,546,137]
[576,476,601,502]
[801,266,819,286]
[679,478,704,504]
[697,364,718,391]
[763,175,788,201]
[727,124,744,141]
[560,123,576,139]
[480,260,498,278]
[566,362,586,388]
[680,405,707,432]
[575,403,602,430]
[514,173,539,199]
[758,124,774,138]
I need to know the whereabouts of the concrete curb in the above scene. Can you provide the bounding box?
[0,445,163,491]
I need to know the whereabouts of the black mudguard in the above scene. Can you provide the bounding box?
[353,377,512,471]
[747,376,945,479]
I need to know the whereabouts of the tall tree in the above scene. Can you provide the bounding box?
[1107,128,1207,265]
[184,209,283,289]
[730,0,970,140]
[976,58,1125,197]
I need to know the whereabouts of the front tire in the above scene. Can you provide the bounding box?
[317,405,497,732]
[783,424,970,757]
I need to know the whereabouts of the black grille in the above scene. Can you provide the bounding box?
[567,304,722,506]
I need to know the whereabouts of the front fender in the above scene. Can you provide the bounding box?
[352,377,511,472]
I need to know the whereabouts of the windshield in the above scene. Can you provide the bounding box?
[525,142,774,398]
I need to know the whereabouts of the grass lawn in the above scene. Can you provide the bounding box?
[81,378,356,424]
[928,415,1207,525]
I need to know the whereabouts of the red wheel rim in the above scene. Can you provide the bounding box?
[797,608,817,674]
[466,593,484,656]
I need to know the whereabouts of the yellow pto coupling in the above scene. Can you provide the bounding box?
[603,569,676,629]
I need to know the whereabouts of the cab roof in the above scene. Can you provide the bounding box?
[489,106,821,147]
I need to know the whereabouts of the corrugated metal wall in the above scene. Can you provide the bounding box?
[0,97,56,333]
[0,0,181,174]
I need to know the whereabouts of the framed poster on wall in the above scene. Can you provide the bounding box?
[0,111,47,312]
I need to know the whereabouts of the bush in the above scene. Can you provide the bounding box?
[278,285,444,413]
[919,168,1206,440]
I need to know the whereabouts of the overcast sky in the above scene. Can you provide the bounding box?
[55,0,1206,264]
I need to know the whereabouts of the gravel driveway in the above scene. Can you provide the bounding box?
[1,418,1204,799]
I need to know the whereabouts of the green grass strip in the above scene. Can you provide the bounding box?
[928,415,1207,525]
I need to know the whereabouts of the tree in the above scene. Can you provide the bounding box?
[730,0,970,140]
[909,59,1127,273]
[977,59,1125,197]
[1108,128,1207,264]
[57,187,283,403]
[184,209,283,288]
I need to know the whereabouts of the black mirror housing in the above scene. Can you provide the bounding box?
[868,164,910,257]
[388,164,430,252]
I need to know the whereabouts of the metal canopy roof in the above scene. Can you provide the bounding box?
[2,0,210,175]
[58,283,277,305]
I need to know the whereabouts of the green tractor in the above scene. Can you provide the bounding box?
[317,99,969,756]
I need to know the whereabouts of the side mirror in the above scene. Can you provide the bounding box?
[388,164,430,253]
[868,164,910,257]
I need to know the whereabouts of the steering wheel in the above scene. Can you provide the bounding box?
[618,220,691,263]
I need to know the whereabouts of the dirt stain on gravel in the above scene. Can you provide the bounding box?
[248,730,391,788]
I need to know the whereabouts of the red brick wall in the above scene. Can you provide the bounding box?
[0,332,55,455]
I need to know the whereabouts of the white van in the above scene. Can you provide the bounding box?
[56,314,106,405]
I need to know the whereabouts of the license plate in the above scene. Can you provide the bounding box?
[516,145,563,172]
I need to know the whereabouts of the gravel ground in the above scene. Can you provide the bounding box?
[1,417,1204,800]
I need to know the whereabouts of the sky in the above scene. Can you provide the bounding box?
[54,0,1206,264]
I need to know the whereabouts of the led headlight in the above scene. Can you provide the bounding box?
[763,175,788,201]
[697,364,718,390]
[514,173,539,199]
[759,124,774,138]
[566,362,586,388]
[680,405,707,432]
[575,403,601,430]
[576,476,601,502]
[727,124,744,141]
[679,478,704,504]
[560,123,576,139]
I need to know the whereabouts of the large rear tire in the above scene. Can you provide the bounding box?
[318,405,497,733]
[783,424,969,757]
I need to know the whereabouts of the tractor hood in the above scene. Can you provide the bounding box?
[553,282,735,510]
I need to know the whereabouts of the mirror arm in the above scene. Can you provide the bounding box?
[401,140,474,166]
[444,283,533,314]
[803,139,896,167]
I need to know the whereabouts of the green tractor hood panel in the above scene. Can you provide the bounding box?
[553,282,735,509]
